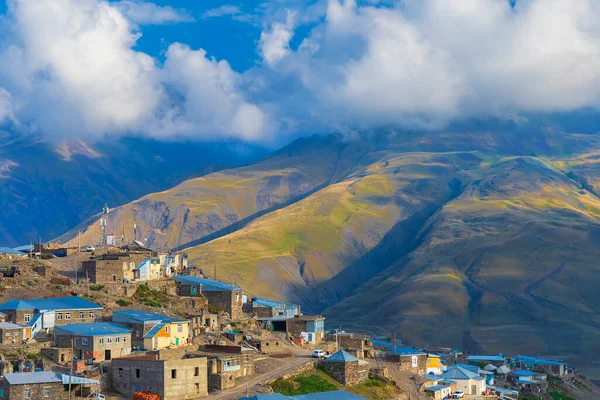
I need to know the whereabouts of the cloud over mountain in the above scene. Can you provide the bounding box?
[1,0,600,142]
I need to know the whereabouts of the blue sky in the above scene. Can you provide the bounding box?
[0,0,599,144]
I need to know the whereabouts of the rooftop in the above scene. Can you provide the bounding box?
[252,297,300,309]
[173,275,242,292]
[426,385,450,392]
[389,346,426,356]
[324,349,359,363]
[4,371,62,385]
[513,370,537,377]
[440,366,482,380]
[467,355,505,362]
[0,247,24,255]
[55,323,132,336]
[113,309,188,324]
[514,355,566,366]
[0,296,103,312]
[144,322,168,338]
[0,322,25,330]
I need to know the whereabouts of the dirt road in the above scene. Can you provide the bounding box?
[210,354,315,399]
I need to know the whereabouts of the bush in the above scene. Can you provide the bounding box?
[145,301,161,308]
[55,285,64,291]
[90,285,105,291]
[116,299,130,307]
[40,253,53,259]
[271,373,338,396]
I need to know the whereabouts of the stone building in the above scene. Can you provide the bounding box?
[111,354,208,399]
[40,347,73,365]
[0,371,64,400]
[192,344,256,391]
[54,322,132,362]
[321,350,369,386]
[112,310,190,350]
[251,298,300,318]
[173,276,244,320]
[81,253,148,284]
[325,333,374,358]
[286,315,325,343]
[0,296,103,338]
[0,322,29,344]
[248,338,283,354]
[385,347,428,375]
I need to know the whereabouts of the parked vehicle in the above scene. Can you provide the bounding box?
[85,245,95,252]
[92,394,105,399]
[312,350,326,358]
[0,265,19,278]
[451,391,465,399]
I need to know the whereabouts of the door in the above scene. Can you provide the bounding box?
[175,337,179,346]
[471,384,476,395]
[105,350,111,361]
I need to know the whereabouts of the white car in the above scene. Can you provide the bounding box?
[312,350,326,358]
[451,391,465,399]
[85,245,95,252]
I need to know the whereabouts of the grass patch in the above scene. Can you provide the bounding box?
[549,393,576,400]
[115,299,130,307]
[90,285,105,291]
[271,372,337,395]
[351,378,399,400]
[134,284,172,308]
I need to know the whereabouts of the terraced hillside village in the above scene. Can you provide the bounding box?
[52,128,600,382]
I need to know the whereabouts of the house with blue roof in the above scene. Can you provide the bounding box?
[251,297,301,319]
[0,295,103,338]
[467,354,506,366]
[174,275,244,320]
[112,309,190,350]
[439,365,487,395]
[321,350,369,386]
[511,355,567,376]
[425,384,452,399]
[386,346,428,375]
[54,322,132,362]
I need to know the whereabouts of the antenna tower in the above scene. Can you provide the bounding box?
[99,203,109,246]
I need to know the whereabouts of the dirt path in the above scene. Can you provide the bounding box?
[209,354,314,399]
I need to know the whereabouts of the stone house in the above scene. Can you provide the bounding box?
[40,347,73,365]
[0,371,63,400]
[251,298,300,318]
[321,350,369,386]
[0,296,103,338]
[193,345,256,391]
[425,385,453,399]
[325,333,374,358]
[173,276,243,320]
[0,322,30,344]
[111,354,208,399]
[112,310,190,350]
[81,253,148,284]
[386,347,428,375]
[287,315,325,343]
[248,338,282,354]
[54,322,132,362]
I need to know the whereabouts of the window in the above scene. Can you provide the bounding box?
[4,333,9,337]
[123,336,127,343]
[43,388,51,398]
[89,312,94,318]
[165,325,170,334]
[99,338,104,345]
[194,367,199,377]
[82,338,88,346]
[79,312,84,319]
[135,369,141,378]
[115,336,120,343]
[24,314,31,323]
[56,313,62,321]
[235,293,240,301]
[65,313,71,320]
[24,388,31,398]
[107,337,112,344]
[177,324,182,333]
[117,368,123,378]
[171,369,177,379]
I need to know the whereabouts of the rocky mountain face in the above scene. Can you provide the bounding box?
[55,129,600,378]
[0,132,266,246]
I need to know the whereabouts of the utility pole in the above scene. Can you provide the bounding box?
[86,271,90,297]
[68,337,74,400]
[77,230,81,252]
[335,328,339,351]
[214,264,217,281]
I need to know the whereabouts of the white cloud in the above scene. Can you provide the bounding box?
[202,5,242,18]
[114,0,194,25]
[259,10,297,66]
[0,88,14,123]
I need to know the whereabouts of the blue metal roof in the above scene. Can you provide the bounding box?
[389,346,426,356]
[144,322,167,338]
[440,366,480,380]
[112,309,187,324]
[0,296,103,312]
[0,247,24,255]
[12,244,33,252]
[513,370,537,377]
[173,275,242,291]
[437,379,456,385]
[426,385,450,392]
[467,355,505,362]
[324,350,358,363]
[252,297,299,309]
[514,355,565,366]
[454,363,480,373]
[4,371,62,385]
[55,323,132,336]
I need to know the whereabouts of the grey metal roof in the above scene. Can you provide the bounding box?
[0,322,25,330]
[4,371,62,385]
[323,350,358,363]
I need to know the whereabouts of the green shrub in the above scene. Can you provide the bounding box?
[145,301,161,308]
[90,285,105,291]
[116,299,130,307]
[55,285,64,291]
[40,253,53,259]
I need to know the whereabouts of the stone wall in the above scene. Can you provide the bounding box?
[53,310,98,326]
[325,334,373,358]
[266,361,316,383]
[249,339,283,354]
[3,381,63,400]
[203,291,243,320]
[40,347,72,364]
[54,333,132,362]
[253,307,274,318]
[0,327,23,344]
[321,360,368,386]
[398,354,427,375]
